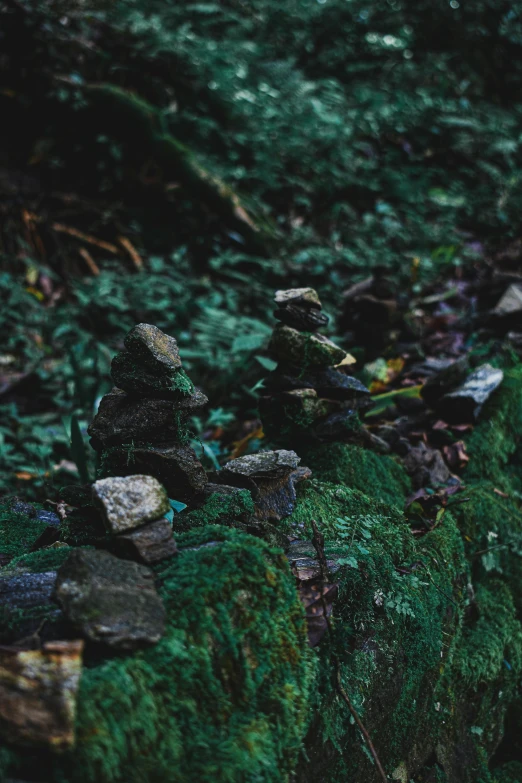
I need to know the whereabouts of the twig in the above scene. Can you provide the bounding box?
[310,519,388,782]
[118,235,144,270]
[52,222,119,254]
[79,247,100,276]
[471,543,507,559]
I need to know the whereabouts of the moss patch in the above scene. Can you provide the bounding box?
[298,442,411,508]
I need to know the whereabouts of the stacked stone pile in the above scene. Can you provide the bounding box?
[259,288,378,447]
[88,323,207,500]
[209,449,311,524]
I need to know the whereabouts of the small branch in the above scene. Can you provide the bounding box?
[310,519,388,782]
[310,519,330,580]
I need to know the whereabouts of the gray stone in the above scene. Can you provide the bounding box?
[54,549,165,650]
[274,287,322,309]
[215,450,312,522]
[263,367,369,401]
[269,324,347,368]
[111,519,177,565]
[111,352,194,398]
[92,475,170,534]
[99,443,207,501]
[439,364,504,422]
[88,388,207,449]
[123,323,181,372]
[220,450,301,482]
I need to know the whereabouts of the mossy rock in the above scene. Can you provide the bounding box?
[0,526,313,783]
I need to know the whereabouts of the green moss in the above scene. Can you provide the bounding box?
[299,442,411,508]
[494,762,522,783]
[0,506,49,562]
[1,525,313,783]
[465,366,522,490]
[174,489,255,531]
[8,545,75,574]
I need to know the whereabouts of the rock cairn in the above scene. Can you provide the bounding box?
[259,288,375,447]
[209,449,311,525]
[88,323,207,501]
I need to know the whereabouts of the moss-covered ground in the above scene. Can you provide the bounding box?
[2,364,522,781]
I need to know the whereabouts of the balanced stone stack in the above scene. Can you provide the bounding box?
[259,288,374,446]
[88,323,207,500]
[92,474,177,565]
[54,475,171,652]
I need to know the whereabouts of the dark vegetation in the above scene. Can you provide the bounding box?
[2,0,522,496]
[3,1,522,782]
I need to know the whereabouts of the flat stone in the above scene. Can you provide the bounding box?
[274,304,329,332]
[111,519,177,565]
[54,549,165,650]
[111,352,194,398]
[99,443,207,501]
[439,364,504,422]
[278,388,335,421]
[220,450,301,482]
[88,388,207,449]
[263,367,369,401]
[309,368,370,400]
[269,324,347,368]
[215,451,311,522]
[92,475,170,534]
[0,640,83,750]
[274,287,322,309]
[123,323,181,372]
